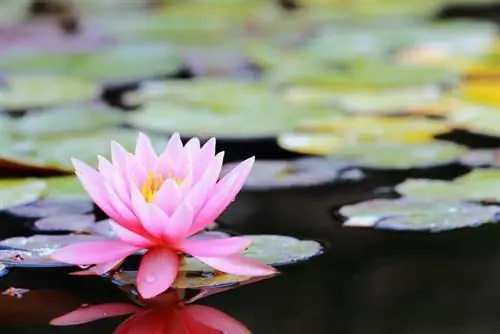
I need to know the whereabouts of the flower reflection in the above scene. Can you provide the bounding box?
[51,289,249,333]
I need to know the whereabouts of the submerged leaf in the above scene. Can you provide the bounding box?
[340,198,500,232]
[7,199,93,218]
[34,214,96,233]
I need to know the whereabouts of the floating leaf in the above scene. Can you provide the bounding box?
[449,104,500,137]
[0,179,46,211]
[42,176,87,200]
[328,141,466,169]
[6,199,93,218]
[0,235,108,267]
[0,129,167,172]
[396,169,500,202]
[182,235,323,273]
[460,149,500,168]
[33,214,96,233]
[340,198,500,232]
[277,133,348,155]
[296,116,451,142]
[0,75,99,111]
[11,105,124,137]
[222,158,364,190]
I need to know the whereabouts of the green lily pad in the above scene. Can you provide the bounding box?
[329,141,467,170]
[0,129,167,172]
[0,234,108,268]
[0,179,46,210]
[396,169,500,202]
[460,149,500,168]
[11,105,124,138]
[267,62,458,90]
[0,44,182,85]
[0,75,100,111]
[340,198,500,232]
[181,235,323,273]
[7,199,93,218]
[449,105,500,138]
[43,176,87,200]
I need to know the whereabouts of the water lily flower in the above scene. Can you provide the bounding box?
[52,133,276,298]
[50,289,250,333]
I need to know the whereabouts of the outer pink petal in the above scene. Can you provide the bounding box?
[192,137,216,181]
[182,305,250,334]
[184,137,200,163]
[189,171,239,234]
[99,156,132,209]
[137,248,180,299]
[111,221,154,247]
[190,157,254,234]
[104,182,139,225]
[162,201,193,243]
[131,185,168,238]
[179,237,251,257]
[50,303,141,326]
[135,132,158,171]
[72,159,121,221]
[110,141,130,176]
[179,312,222,334]
[195,254,277,277]
[51,241,142,265]
[154,179,182,216]
[114,310,170,334]
[162,133,183,162]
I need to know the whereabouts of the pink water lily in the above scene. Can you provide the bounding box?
[51,133,276,298]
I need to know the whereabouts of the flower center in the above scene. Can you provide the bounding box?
[141,172,183,203]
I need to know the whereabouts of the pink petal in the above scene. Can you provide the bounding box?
[110,141,130,175]
[179,237,251,257]
[184,137,201,163]
[180,312,222,334]
[98,156,132,209]
[137,248,180,299]
[111,221,154,247]
[135,132,158,171]
[51,240,141,265]
[162,201,193,243]
[114,310,172,334]
[195,254,277,276]
[131,186,168,238]
[104,182,139,226]
[183,305,250,334]
[192,137,216,181]
[72,159,121,221]
[189,171,239,234]
[50,303,141,326]
[190,157,254,234]
[162,133,183,161]
[154,179,182,216]
[93,259,124,275]
[185,152,224,214]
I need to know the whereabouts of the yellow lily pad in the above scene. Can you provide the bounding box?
[460,81,500,107]
[296,116,450,143]
[0,179,46,210]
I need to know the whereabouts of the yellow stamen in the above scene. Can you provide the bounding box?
[140,171,183,202]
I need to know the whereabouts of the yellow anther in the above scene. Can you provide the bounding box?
[140,171,183,202]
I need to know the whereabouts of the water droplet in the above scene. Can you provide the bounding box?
[80,304,89,308]
[79,265,90,269]
[145,275,156,283]
[14,254,24,261]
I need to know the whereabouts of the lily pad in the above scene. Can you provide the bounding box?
[339,198,500,232]
[0,234,108,267]
[181,235,323,273]
[449,104,500,137]
[0,75,100,111]
[0,44,182,85]
[10,105,124,137]
[221,158,364,190]
[42,176,87,200]
[0,129,167,172]
[396,169,500,202]
[0,179,46,211]
[277,133,348,155]
[7,199,93,218]
[328,141,467,169]
[296,116,451,142]
[460,149,500,168]
[33,214,96,233]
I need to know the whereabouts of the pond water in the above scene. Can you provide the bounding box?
[1,140,500,333]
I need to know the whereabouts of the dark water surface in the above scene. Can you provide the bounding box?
[1,140,500,334]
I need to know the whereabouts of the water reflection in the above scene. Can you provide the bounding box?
[51,288,249,333]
